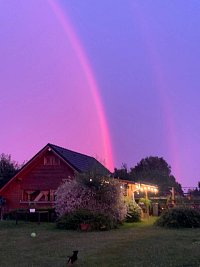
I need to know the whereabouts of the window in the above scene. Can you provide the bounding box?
[44,156,60,166]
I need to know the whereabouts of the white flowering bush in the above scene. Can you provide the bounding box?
[55,174,127,226]
[125,197,142,222]
[55,179,93,217]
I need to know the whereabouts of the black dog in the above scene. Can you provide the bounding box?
[67,250,78,265]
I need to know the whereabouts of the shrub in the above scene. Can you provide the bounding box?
[126,209,141,223]
[91,213,118,230]
[139,198,151,206]
[55,175,127,224]
[126,198,142,222]
[57,209,93,230]
[56,209,117,230]
[155,207,200,228]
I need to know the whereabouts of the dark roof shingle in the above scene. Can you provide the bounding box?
[48,143,110,175]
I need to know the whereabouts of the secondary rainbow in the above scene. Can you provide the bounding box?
[132,2,181,180]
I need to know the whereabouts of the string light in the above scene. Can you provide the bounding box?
[138,184,158,193]
[119,181,158,194]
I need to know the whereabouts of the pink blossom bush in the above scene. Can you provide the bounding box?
[55,175,127,223]
[55,179,93,217]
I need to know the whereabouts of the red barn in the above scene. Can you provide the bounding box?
[0,143,110,213]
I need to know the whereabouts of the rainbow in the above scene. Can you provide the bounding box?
[47,0,114,171]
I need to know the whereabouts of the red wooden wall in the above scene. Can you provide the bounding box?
[1,149,75,212]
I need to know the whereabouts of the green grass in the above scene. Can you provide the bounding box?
[0,219,200,267]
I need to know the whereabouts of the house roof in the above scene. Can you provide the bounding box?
[0,143,111,192]
[48,143,110,175]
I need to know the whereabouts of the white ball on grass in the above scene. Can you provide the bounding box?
[31,232,36,238]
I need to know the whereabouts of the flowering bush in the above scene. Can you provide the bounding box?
[125,198,142,222]
[55,179,92,217]
[55,174,127,225]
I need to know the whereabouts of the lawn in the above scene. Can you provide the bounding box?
[0,218,200,267]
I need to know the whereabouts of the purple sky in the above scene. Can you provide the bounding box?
[1,0,200,187]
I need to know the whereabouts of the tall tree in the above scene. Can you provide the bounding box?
[0,154,20,188]
[129,156,183,195]
[113,163,130,180]
[187,181,200,197]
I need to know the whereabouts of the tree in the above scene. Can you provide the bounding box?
[55,173,127,223]
[129,156,183,195]
[188,188,200,197]
[188,182,200,197]
[0,154,20,188]
[113,163,130,180]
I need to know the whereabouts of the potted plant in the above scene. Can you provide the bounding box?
[80,222,91,231]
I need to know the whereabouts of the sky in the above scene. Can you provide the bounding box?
[0,0,200,188]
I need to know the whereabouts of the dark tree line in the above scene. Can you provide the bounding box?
[188,182,200,197]
[0,154,21,189]
[114,156,183,195]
